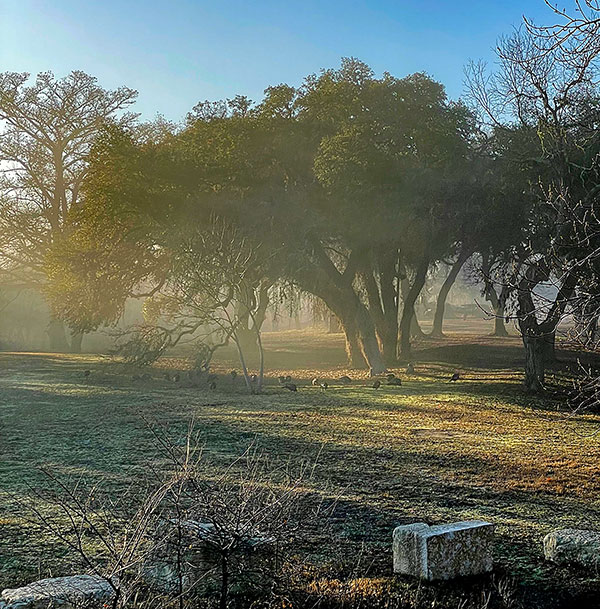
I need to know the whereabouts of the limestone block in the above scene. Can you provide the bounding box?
[393,520,494,580]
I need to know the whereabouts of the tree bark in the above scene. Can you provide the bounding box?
[431,249,471,338]
[399,255,430,356]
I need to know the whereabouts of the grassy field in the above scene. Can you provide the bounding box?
[1,328,600,607]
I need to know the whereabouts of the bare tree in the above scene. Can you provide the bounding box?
[465,18,600,392]
[0,71,137,351]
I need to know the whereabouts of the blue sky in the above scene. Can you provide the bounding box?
[1,0,559,121]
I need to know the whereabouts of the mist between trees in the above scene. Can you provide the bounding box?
[3,1,600,397]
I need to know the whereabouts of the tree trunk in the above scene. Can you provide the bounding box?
[494,313,509,337]
[291,244,386,371]
[341,318,365,368]
[361,258,399,366]
[431,249,471,338]
[517,261,577,393]
[401,276,426,339]
[47,316,68,352]
[410,315,425,338]
[523,334,546,393]
[356,304,386,374]
[70,330,84,354]
[399,255,430,356]
[485,284,509,337]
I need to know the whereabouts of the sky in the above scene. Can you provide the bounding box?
[1,0,562,121]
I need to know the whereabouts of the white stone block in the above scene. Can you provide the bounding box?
[393,520,494,580]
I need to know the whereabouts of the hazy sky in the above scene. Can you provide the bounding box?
[1,0,559,121]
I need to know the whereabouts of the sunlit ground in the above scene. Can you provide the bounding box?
[1,325,599,605]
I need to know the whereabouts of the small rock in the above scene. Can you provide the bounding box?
[393,520,494,580]
[1,574,117,608]
[544,528,600,569]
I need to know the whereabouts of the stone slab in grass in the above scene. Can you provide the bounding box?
[0,574,116,608]
[544,529,600,569]
[392,520,495,580]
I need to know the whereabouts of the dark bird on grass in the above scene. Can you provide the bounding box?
[250,374,257,383]
[320,381,328,391]
[283,383,297,392]
[450,371,460,382]
[163,372,171,381]
[372,380,381,389]
[406,363,415,374]
[312,377,320,386]
[208,381,217,390]
[338,375,352,385]
[83,370,91,378]
[387,377,402,386]
[230,370,237,382]
[386,373,396,382]
[173,373,180,382]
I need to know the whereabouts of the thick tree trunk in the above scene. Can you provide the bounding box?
[356,304,386,374]
[431,249,471,338]
[523,334,546,393]
[341,317,365,368]
[334,296,386,372]
[361,258,399,366]
[292,244,386,372]
[70,331,84,354]
[47,316,68,352]
[399,255,430,356]
[494,313,509,337]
